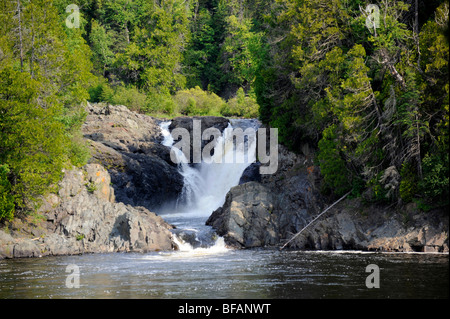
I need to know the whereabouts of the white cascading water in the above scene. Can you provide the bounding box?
[159,119,258,254]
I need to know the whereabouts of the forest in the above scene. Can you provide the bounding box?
[0,0,448,221]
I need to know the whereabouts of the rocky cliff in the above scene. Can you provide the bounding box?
[0,163,174,259]
[207,144,449,253]
[83,103,184,211]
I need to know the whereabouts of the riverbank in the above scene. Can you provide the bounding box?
[1,104,448,259]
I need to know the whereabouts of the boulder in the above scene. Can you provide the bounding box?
[206,182,278,248]
[169,116,230,134]
[239,162,261,184]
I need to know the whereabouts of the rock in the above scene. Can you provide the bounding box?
[83,103,183,210]
[169,116,230,134]
[47,166,175,255]
[239,162,261,184]
[13,240,41,258]
[208,137,448,253]
[169,116,230,164]
[83,163,115,203]
[206,182,278,248]
[0,230,15,259]
[0,230,42,258]
[285,198,449,252]
[1,164,176,259]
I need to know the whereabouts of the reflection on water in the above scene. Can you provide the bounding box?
[0,249,448,299]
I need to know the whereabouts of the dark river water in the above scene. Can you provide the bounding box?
[1,247,448,299]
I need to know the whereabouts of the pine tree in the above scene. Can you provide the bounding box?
[0,66,68,217]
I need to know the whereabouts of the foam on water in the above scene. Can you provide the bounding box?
[158,119,258,255]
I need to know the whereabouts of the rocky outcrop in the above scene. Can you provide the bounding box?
[238,162,261,184]
[285,200,449,252]
[206,182,278,248]
[83,103,183,211]
[169,116,230,134]
[0,164,175,259]
[168,116,230,164]
[207,143,449,252]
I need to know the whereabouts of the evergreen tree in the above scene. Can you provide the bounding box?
[0,0,94,220]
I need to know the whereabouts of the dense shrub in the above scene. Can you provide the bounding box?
[317,125,351,196]
[111,86,147,113]
[419,153,449,205]
[142,89,177,116]
[173,86,225,116]
[220,88,259,118]
[399,163,418,203]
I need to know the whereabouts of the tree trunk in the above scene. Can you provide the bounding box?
[16,0,24,72]
[124,22,130,44]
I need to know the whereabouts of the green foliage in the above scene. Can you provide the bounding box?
[114,0,189,93]
[89,19,115,77]
[58,107,90,168]
[110,86,147,113]
[317,125,351,196]
[221,88,259,118]
[367,171,390,203]
[0,164,15,221]
[0,67,68,217]
[399,163,418,203]
[142,89,177,116]
[0,0,95,221]
[173,86,225,116]
[254,0,449,203]
[85,181,97,194]
[216,14,263,93]
[1,0,447,222]
[183,7,216,89]
[88,79,111,103]
[419,153,449,205]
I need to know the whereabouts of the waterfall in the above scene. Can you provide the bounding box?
[159,119,259,252]
[160,119,258,218]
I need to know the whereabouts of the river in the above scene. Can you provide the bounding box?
[0,247,448,299]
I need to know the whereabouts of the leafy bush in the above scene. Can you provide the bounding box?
[68,136,91,168]
[88,80,113,103]
[142,89,176,116]
[0,67,68,219]
[173,86,225,116]
[317,125,351,196]
[221,88,259,118]
[57,107,90,168]
[367,171,390,203]
[111,86,147,112]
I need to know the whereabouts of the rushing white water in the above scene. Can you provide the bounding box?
[160,119,258,218]
[159,119,258,253]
